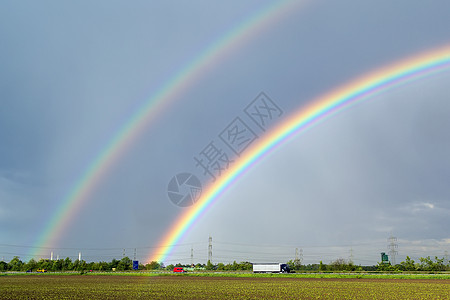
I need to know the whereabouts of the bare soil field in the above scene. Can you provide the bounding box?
[0,275,449,299]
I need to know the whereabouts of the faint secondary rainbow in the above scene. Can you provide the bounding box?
[30,0,306,258]
[149,44,450,263]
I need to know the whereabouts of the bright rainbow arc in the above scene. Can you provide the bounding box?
[149,45,450,263]
[30,0,305,258]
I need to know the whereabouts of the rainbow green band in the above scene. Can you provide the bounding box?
[148,45,450,263]
[30,0,303,258]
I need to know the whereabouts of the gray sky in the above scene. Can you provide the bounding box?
[1,0,450,265]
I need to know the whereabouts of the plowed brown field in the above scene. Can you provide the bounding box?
[0,275,449,299]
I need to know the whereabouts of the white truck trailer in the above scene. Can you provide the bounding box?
[252,263,290,273]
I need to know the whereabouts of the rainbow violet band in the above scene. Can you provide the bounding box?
[29,0,304,259]
[148,45,450,263]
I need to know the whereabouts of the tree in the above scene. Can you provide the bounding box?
[293,257,302,270]
[329,258,355,271]
[418,256,447,271]
[330,258,346,271]
[117,257,132,271]
[145,261,161,270]
[109,259,119,270]
[25,258,38,271]
[205,260,215,271]
[86,261,95,271]
[72,259,80,271]
[399,256,417,271]
[63,257,73,271]
[432,256,447,271]
[51,259,63,271]
[72,260,87,271]
[376,262,398,272]
[286,260,294,271]
[319,261,326,272]
[238,261,252,271]
[0,261,9,271]
[9,257,23,271]
[419,256,434,271]
[96,261,109,271]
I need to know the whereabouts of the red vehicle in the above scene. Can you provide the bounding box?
[173,267,185,273]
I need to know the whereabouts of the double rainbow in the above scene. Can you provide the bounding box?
[29,0,304,258]
[148,45,450,263]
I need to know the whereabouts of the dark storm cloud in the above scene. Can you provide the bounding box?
[1,0,449,264]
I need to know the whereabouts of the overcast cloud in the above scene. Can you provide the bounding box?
[1,0,450,265]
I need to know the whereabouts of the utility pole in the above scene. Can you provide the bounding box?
[300,249,303,265]
[388,233,398,265]
[208,236,213,264]
[349,248,354,264]
[123,248,125,259]
[191,246,194,266]
[294,248,300,269]
[444,250,449,265]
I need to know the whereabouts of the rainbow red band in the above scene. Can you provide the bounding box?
[29,0,305,259]
[148,45,450,263]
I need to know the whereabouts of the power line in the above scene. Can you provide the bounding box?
[0,242,204,251]
[4,237,446,266]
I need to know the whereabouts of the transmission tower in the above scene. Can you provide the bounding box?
[294,248,303,267]
[191,246,194,266]
[444,250,449,265]
[123,248,125,258]
[208,236,213,263]
[134,248,137,261]
[387,233,398,265]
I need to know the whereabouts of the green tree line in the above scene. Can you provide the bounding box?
[376,256,449,272]
[286,256,449,272]
[0,256,152,272]
[1,256,448,272]
[165,260,253,271]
